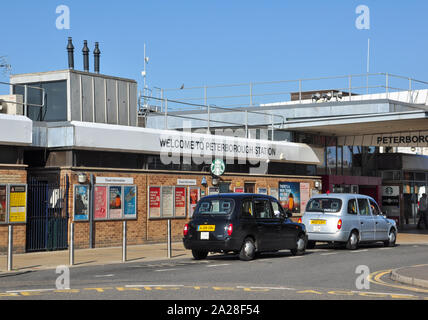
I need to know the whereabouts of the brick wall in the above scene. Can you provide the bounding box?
[0,166,27,254]
[62,168,319,249]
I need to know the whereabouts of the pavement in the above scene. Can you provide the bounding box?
[1,228,428,289]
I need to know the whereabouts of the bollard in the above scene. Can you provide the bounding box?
[7,225,13,271]
[167,219,172,259]
[122,220,127,262]
[69,222,74,266]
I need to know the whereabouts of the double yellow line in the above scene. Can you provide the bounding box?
[368,269,428,295]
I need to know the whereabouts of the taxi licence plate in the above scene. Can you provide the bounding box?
[310,220,327,225]
[198,225,216,232]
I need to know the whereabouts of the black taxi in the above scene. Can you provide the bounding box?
[183,193,307,261]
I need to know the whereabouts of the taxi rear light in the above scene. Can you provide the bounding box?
[183,224,189,236]
[298,217,302,224]
[337,219,342,230]
[227,224,233,236]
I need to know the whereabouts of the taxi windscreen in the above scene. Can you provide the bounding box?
[306,198,342,213]
[195,199,235,215]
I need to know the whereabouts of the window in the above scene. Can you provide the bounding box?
[271,200,284,218]
[369,199,381,215]
[254,200,273,219]
[357,199,371,216]
[306,198,342,213]
[241,199,254,218]
[347,199,357,215]
[196,199,234,216]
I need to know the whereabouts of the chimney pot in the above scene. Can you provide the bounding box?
[82,40,90,72]
[67,37,74,69]
[93,42,101,74]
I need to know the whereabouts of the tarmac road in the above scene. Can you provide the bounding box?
[0,242,427,301]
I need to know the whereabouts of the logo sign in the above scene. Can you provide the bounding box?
[211,159,225,176]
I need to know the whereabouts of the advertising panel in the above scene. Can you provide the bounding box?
[175,187,186,217]
[0,185,6,223]
[74,185,89,221]
[109,186,123,219]
[149,186,161,218]
[189,187,200,218]
[300,183,310,213]
[162,186,174,217]
[94,185,108,220]
[124,185,137,218]
[279,182,301,214]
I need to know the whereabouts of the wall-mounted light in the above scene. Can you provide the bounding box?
[77,173,87,184]
[212,177,219,186]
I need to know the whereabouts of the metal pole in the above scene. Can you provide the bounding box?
[165,99,168,129]
[386,73,389,99]
[89,174,94,249]
[250,83,253,106]
[245,110,248,138]
[122,220,127,262]
[167,219,172,259]
[207,104,211,133]
[24,85,28,117]
[349,76,352,101]
[69,222,74,266]
[7,225,13,271]
[204,86,207,110]
[299,79,302,103]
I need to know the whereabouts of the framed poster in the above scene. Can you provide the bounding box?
[234,187,245,193]
[189,187,200,218]
[124,185,137,219]
[300,183,310,213]
[109,186,123,219]
[73,185,89,221]
[162,186,174,218]
[279,182,301,214]
[269,188,279,200]
[0,185,7,223]
[208,187,219,195]
[94,185,108,220]
[149,186,161,218]
[175,187,186,218]
[257,187,268,195]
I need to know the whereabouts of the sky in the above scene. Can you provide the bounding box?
[1,0,428,103]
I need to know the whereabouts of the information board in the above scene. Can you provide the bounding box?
[9,185,27,223]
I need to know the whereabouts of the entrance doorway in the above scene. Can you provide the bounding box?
[245,183,255,193]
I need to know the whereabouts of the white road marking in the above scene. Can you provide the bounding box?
[206,264,230,268]
[321,252,338,256]
[350,249,369,253]
[154,268,179,272]
[94,274,114,278]
[7,288,55,293]
[236,286,295,291]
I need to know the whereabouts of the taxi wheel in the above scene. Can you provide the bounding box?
[239,238,256,261]
[192,249,208,260]
[384,229,397,247]
[346,231,359,250]
[291,234,306,256]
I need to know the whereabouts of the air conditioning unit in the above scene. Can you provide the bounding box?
[0,94,23,115]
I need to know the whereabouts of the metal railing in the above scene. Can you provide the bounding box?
[0,81,46,117]
[148,73,428,112]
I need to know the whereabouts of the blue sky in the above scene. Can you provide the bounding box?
[1,0,428,98]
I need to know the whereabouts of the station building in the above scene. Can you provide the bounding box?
[1,40,427,254]
[0,41,323,253]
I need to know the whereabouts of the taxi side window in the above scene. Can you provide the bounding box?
[271,201,284,218]
[357,198,371,216]
[369,199,381,215]
[347,199,357,215]
[241,199,254,218]
[254,199,273,219]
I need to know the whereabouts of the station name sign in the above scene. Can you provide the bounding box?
[339,132,428,147]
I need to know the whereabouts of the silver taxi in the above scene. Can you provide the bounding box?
[300,193,397,250]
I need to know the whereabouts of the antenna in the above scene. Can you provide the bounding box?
[0,56,12,75]
[366,38,370,94]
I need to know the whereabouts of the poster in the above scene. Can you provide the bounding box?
[149,186,161,218]
[124,186,137,218]
[162,186,174,217]
[208,187,219,195]
[0,185,6,223]
[109,186,123,219]
[270,188,279,200]
[94,185,108,220]
[74,185,89,221]
[189,187,200,218]
[175,187,186,217]
[279,182,301,214]
[234,187,245,193]
[300,183,310,213]
[257,187,268,195]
